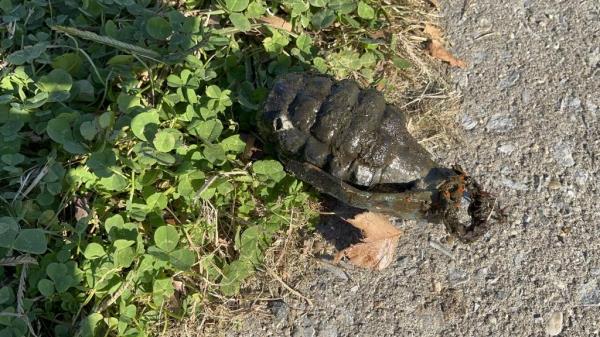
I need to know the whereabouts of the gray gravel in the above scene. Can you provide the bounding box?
[229,1,599,336]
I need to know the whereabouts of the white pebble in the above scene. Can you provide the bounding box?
[498,143,516,155]
[460,115,477,130]
[545,311,563,336]
[486,114,515,132]
[553,143,575,168]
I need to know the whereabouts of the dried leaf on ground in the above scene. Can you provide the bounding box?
[427,40,467,68]
[259,16,293,33]
[73,196,90,221]
[335,212,402,270]
[424,23,444,42]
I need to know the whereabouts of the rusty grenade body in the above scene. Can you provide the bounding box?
[258,73,494,242]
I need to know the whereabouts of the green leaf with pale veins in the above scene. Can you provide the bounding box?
[146,17,172,40]
[153,128,181,153]
[358,1,375,19]
[46,263,77,293]
[152,278,174,306]
[154,226,180,252]
[230,13,252,32]
[221,135,246,153]
[52,52,83,75]
[296,33,313,54]
[0,217,18,236]
[7,43,48,65]
[188,119,223,142]
[146,192,168,211]
[83,243,106,259]
[37,69,73,102]
[37,279,55,297]
[80,121,98,141]
[226,0,249,12]
[131,110,160,142]
[13,229,48,254]
[311,9,336,30]
[252,160,285,182]
[169,248,196,271]
[309,0,327,7]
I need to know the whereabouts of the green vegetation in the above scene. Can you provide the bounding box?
[0,0,409,335]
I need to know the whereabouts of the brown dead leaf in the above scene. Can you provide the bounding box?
[73,196,90,221]
[259,15,293,33]
[427,40,467,68]
[424,23,444,42]
[368,31,386,39]
[429,0,440,8]
[335,212,402,270]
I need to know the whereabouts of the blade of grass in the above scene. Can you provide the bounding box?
[50,25,162,61]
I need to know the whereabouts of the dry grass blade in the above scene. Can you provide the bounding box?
[258,16,293,33]
[335,212,402,270]
[51,25,161,60]
[0,255,38,266]
[266,269,313,306]
[17,265,27,314]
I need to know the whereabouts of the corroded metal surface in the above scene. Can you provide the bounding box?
[260,73,494,242]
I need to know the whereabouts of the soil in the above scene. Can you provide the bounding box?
[227,0,600,336]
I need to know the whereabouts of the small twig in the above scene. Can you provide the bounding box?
[94,279,130,314]
[486,197,498,222]
[194,176,218,202]
[275,209,296,267]
[474,31,498,40]
[93,263,138,315]
[16,162,51,202]
[266,269,313,307]
[428,240,455,259]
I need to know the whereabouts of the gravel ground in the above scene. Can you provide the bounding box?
[228,1,600,336]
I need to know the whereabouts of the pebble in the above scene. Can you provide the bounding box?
[497,70,521,90]
[560,95,582,113]
[588,47,600,68]
[293,318,317,337]
[460,115,477,130]
[573,171,588,186]
[486,114,515,132]
[521,89,532,104]
[578,280,600,306]
[553,143,575,167]
[523,0,534,9]
[269,300,289,323]
[501,178,529,191]
[547,178,561,190]
[585,100,598,116]
[545,311,563,336]
[448,269,469,287]
[318,325,338,337]
[498,143,516,155]
[318,261,349,281]
[471,51,488,65]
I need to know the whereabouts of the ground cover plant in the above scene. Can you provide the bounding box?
[0,0,425,336]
